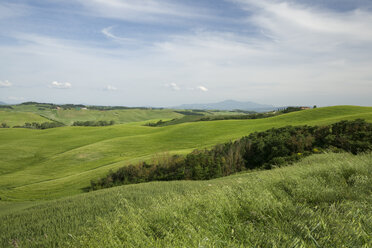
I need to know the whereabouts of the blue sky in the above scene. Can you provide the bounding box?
[0,0,371,107]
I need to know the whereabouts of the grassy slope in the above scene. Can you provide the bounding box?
[0,153,371,247]
[0,105,371,201]
[6,105,184,125]
[0,111,51,127]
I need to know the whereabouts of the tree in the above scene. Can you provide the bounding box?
[1,123,9,128]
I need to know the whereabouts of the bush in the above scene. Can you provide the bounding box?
[0,123,10,128]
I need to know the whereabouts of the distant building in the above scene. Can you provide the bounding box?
[300,107,310,110]
[56,106,61,110]
[81,107,88,110]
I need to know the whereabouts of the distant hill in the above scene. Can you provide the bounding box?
[0,101,7,105]
[173,100,276,112]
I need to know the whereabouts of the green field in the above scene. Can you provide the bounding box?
[0,111,51,127]
[0,153,371,247]
[2,103,243,126]
[2,104,184,125]
[0,106,371,201]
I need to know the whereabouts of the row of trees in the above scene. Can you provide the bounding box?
[90,119,372,190]
[13,122,64,129]
[72,120,115,126]
[2,120,115,129]
[174,111,205,116]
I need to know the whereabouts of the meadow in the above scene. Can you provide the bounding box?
[0,153,371,247]
[0,111,51,127]
[0,105,372,201]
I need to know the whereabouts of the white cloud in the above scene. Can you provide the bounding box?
[235,0,372,43]
[197,86,208,92]
[0,80,12,87]
[165,83,181,91]
[50,81,72,89]
[102,26,135,43]
[105,85,117,91]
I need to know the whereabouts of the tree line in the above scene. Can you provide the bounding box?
[72,120,115,126]
[90,119,372,190]
[13,122,64,129]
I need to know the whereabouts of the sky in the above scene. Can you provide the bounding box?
[0,0,372,107]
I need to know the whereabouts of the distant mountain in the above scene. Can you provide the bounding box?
[0,101,7,105]
[173,100,276,112]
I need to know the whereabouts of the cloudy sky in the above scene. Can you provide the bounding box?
[0,0,372,107]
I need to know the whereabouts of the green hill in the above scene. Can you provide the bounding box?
[0,111,51,127]
[5,103,242,125]
[5,104,184,125]
[0,153,371,247]
[0,105,371,201]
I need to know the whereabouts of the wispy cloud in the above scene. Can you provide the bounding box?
[165,83,180,91]
[102,26,136,43]
[78,0,209,22]
[253,0,371,40]
[197,86,208,92]
[105,85,117,91]
[50,81,72,89]
[0,80,12,88]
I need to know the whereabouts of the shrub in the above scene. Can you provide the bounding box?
[0,123,10,128]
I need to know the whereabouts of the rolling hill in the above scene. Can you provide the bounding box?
[0,111,52,127]
[0,105,371,201]
[0,152,371,247]
[2,103,246,126]
[3,104,184,125]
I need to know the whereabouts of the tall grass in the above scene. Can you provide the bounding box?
[70,153,372,248]
[1,153,371,247]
